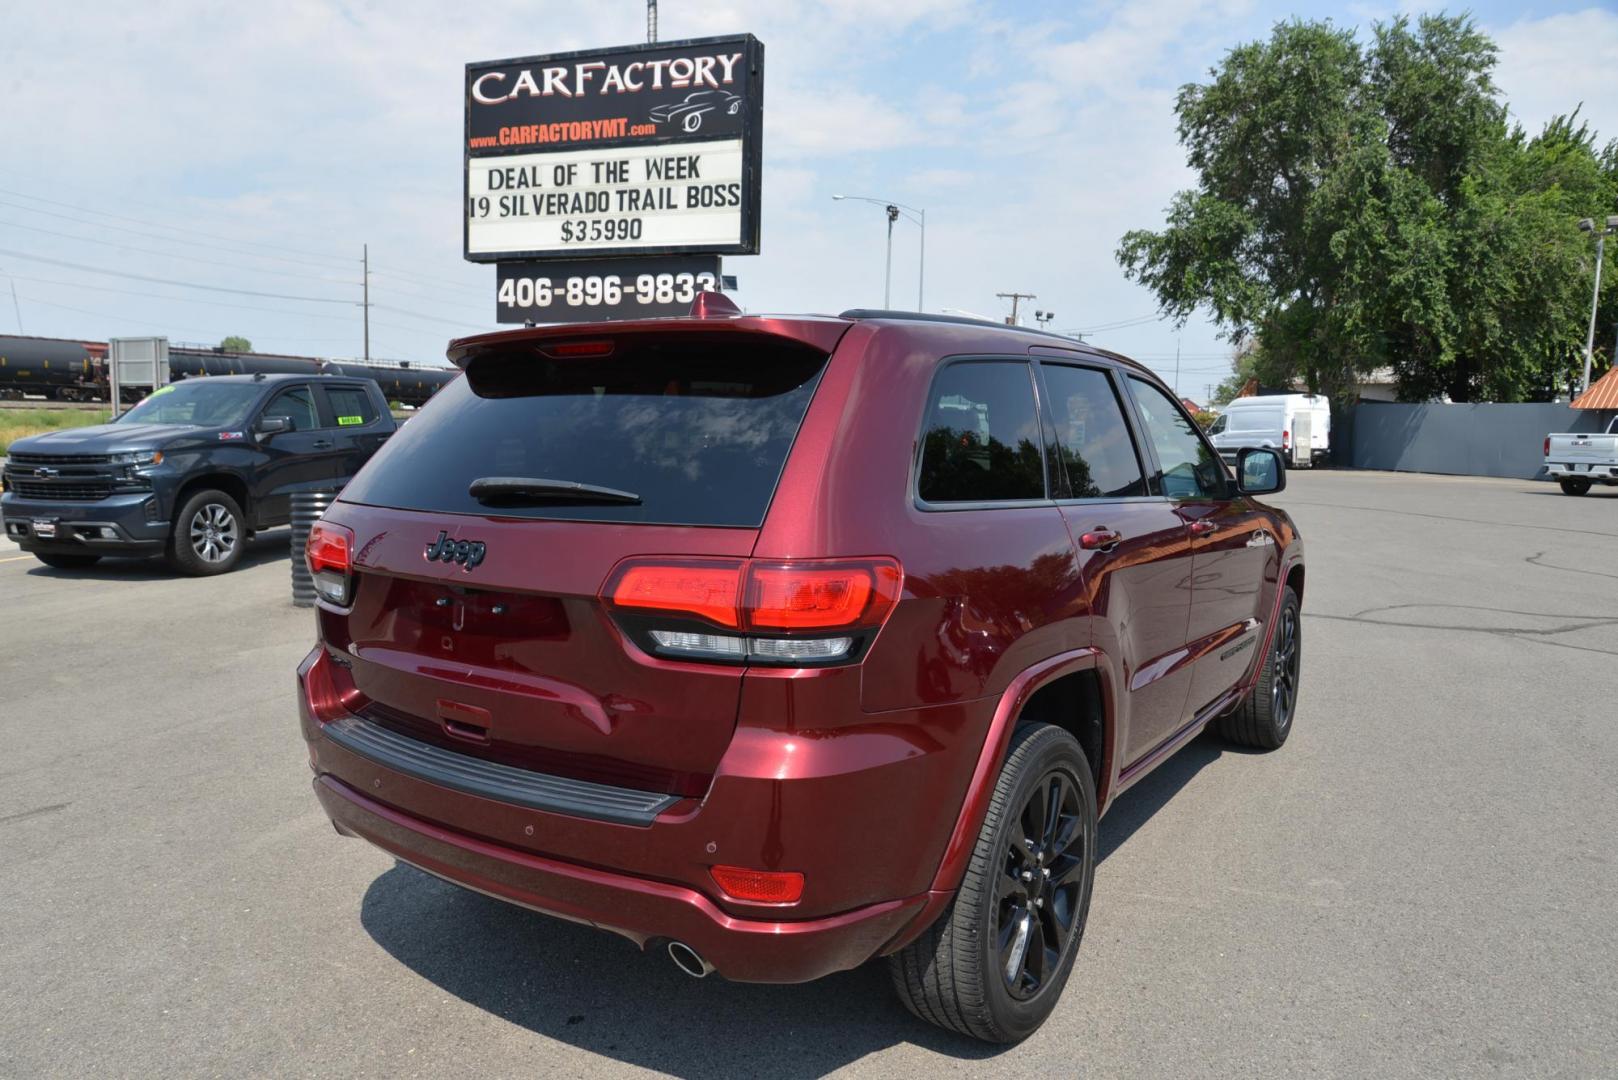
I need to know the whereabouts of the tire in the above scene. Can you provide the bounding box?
[1559,477,1591,496]
[33,552,101,570]
[682,111,703,133]
[888,723,1097,1044]
[1217,585,1301,749]
[168,489,246,576]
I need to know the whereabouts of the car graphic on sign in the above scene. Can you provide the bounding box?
[649,90,743,133]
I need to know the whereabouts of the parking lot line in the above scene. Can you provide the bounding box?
[0,554,34,563]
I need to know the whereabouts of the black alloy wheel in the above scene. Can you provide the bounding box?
[888,723,1097,1043]
[996,769,1089,1000]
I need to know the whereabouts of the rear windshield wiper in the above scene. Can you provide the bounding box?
[468,476,642,506]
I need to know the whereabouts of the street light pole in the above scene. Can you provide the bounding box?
[1577,215,1618,397]
[833,195,927,310]
[884,205,898,308]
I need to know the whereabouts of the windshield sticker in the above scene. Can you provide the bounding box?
[337,415,364,426]
[218,431,245,441]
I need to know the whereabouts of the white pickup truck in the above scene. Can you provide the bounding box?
[1544,415,1618,495]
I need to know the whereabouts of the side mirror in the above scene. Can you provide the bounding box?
[256,415,292,437]
[1236,447,1286,496]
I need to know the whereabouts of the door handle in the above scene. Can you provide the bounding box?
[1188,520,1219,537]
[1079,528,1122,551]
[311,439,333,449]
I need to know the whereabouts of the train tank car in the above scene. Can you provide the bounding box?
[0,335,101,400]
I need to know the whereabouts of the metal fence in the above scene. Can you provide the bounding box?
[1349,401,1614,480]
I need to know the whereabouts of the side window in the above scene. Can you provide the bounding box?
[324,385,377,427]
[1127,377,1227,499]
[1041,365,1148,499]
[918,361,1046,504]
[261,386,317,432]
[1208,413,1227,435]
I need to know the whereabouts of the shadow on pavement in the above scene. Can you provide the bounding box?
[357,729,1222,1074]
[20,528,290,580]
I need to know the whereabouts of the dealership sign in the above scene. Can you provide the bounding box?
[464,35,763,265]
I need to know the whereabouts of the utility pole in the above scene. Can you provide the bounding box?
[362,244,371,363]
[1174,337,1181,395]
[1577,216,1618,396]
[647,0,657,42]
[5,275,21,332]
[996,291,1035,326]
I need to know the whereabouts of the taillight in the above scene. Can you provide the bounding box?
[709,865,804,904]
[608,560,744,628]
[1282,429,1291,450]
[1544,436,1551,457]
[601,556,902,665]
[306,521,355,606]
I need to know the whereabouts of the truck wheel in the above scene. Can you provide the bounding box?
[1559,477,1591,496]
[888,723,1096,1044]
[1217,585,1301,750]
[169,489,245,576]
[33,553,101,570]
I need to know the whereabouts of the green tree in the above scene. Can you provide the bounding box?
[220,335,253,353]
[1119,14,1618,403]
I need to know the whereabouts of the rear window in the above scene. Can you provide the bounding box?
[338,336,828,527]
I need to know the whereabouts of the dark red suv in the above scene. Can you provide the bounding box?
[297,305,1303,1043]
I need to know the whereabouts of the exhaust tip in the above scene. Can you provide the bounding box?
[667,940,714,979]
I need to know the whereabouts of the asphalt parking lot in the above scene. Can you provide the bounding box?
[1,470,1614,1078]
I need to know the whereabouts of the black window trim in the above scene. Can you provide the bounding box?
[911,354,1055,513]
[1119,371,1231,503]
[1031,358,1162,507]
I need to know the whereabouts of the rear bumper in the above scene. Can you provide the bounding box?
[1,492,169,553]
[297,645,978,982]
[1545,462,1618,480]
[314,773,932,983]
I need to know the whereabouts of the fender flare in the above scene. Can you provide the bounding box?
[926,646,1104,896]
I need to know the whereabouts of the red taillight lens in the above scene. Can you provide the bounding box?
[606,560,745,628]
[745,560,902,631]
[709,865,804,904]
[1544,436,1551,456]
[1282,429,1291,449]
[306,521,355,605]
[306,521,352,575]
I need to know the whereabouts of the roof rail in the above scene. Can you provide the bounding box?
[836,308,1086,345]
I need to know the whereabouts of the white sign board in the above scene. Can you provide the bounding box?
[467,139,744,257]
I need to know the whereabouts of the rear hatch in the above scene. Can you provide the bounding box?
[318,322,843,798]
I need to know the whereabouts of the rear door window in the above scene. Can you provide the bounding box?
[917,361,1046,504]
[1040,364,1148,499]
[323,385,378,428]
[338,336,828,527]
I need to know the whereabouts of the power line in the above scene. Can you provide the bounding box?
[0,246,356,304]
[0,197,361,277]
[0,216,363,287]
[0,185,353,267]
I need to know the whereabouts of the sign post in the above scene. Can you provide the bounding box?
[465,34,763,323]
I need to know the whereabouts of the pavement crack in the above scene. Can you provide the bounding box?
[1526,551,1618,581]
[1280,498,1618,539]
[0,802,69,825]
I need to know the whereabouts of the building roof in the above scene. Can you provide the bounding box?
[1572,366,1618,410]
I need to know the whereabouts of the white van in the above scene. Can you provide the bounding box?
[1207,394,1330,467]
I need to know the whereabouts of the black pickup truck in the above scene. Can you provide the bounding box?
[2,373,397,574]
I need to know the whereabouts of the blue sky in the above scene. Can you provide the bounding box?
[3,1,1615,398]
